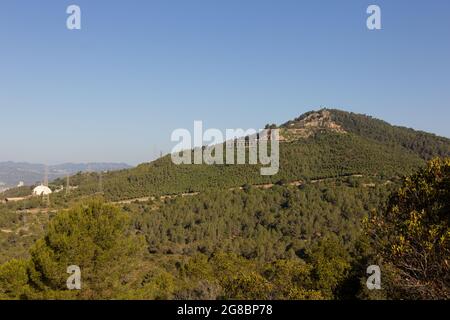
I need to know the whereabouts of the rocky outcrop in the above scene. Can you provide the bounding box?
[280,109,346,141]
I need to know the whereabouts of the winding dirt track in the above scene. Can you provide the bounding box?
[111,174,370,205]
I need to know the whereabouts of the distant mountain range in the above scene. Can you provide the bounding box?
[0,162,131,190]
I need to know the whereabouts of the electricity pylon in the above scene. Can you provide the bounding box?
[43,165,50,207]
[66,174,70,196]
[98,171,103,195]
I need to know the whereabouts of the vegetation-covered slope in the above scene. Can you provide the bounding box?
[2,159,447,300]
[282,109,450,160]
[0,108,449,300]
[46,109,450,203]
[55,131,424,202]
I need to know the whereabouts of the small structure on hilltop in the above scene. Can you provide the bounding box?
[33,165,52,206]
[33,185,52,196]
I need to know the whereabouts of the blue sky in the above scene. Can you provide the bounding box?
[0,0,449,165]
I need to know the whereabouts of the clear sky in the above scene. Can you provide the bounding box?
[1,0,449,165]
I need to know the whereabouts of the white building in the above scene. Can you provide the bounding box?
[33,185,52,196]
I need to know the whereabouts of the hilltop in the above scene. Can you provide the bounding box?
[48,109,449,202]
[280,109,449,159]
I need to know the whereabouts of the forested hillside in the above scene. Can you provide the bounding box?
[1,160,448,300]
[131,179,392,260]
[324,109,449,159]
[53,132,424,202]
[45,109,450,203]
[0,109,449,300]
